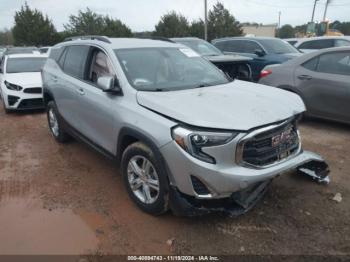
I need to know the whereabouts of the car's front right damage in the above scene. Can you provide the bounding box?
[160,116,330,217]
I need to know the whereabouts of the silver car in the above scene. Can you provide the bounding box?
[259,47,350,124]
[42,36,327,216]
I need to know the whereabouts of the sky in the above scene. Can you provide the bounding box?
[0,0,349,32]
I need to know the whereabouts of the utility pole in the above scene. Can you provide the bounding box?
[323,0,331,21]
[311,0,319,22]
[204,0,208,41]
[278,11,281,29]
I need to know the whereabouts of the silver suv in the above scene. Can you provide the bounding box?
[42,36,327,216]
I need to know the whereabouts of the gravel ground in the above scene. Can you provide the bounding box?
[0,105,349,256]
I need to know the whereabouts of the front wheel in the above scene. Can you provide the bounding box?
[121,142,169,215]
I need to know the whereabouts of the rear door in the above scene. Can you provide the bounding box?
[52,45,90,130]
[295,51,350,122]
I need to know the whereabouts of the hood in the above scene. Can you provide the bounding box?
[137,80,305,131]
[205,54,252,63]
[5,72,42,87]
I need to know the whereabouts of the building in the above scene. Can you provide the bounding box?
[242,24,277,37]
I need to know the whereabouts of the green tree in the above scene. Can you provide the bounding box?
[0,29,14,46]
[331,21,350,35]
[278,24,295,38]
[64,8,132,37]
[207,2,242,41]
[103,16,132,37]
[12,2,59,46]
[154,11,190,37]
[190,19,205,38]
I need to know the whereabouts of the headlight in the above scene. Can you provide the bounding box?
[172,126,238,164]
[4,81,22,91]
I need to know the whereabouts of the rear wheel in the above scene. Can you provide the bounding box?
[121,142,169,215]
[47,101,71,143]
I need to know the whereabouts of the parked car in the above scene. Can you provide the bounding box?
[284,38,299,46]
[0,53,47,113]
[290,36,350,53]
[2,46,39,55]
[39,46,51,54]
[212,37,302,81]
[259,47,350,124]
[171,37,253,81]
[42,36,326,216]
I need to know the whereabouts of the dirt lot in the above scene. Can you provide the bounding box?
[0,104,349,256]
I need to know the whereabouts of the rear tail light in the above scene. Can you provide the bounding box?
[260,69,272,79]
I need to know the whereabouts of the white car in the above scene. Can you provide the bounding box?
[285,36,350,53]
[0,53,47,113]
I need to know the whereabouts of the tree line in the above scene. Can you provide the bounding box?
[1,2,350,46]
[0,2,242,46]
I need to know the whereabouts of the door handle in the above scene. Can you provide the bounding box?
[298,75,313,80]
[77,88,85,96]
[51,76,58,82]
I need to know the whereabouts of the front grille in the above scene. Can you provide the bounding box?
[23,87,42,94]
[191,176,211,195]
[17,98,44,109]
[241,121,300,167]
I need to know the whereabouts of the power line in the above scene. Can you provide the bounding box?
[243,0,317,9]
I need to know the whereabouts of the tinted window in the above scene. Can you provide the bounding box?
[49,46,64,62]
[258,39,299,54]
[287,41,297,46]
[302,57,319,71]
[299,39,334,49]
[115,48,228,91]
[213,41,226,51]
[175,39,222,56]
[6,57,46,73]
[63,45,90,79]
[317,52,350,76]
[225,40,245,52]
[335,39,350,47]
[243,41,262,53]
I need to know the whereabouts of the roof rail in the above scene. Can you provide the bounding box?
[135,36,175,43]
[64,35,111,44]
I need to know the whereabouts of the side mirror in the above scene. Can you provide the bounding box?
[97,76,122,95]
[254,49,265,57]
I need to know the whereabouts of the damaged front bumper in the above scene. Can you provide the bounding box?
[167,158,330,217]
[169,180,272,217]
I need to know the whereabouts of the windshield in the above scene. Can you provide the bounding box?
[6,57,46,73]
[175,39,222,56]
[258,39,299,54]
[115,48,229,91]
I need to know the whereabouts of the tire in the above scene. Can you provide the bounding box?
[121,142,169,215]
[47,101,71,143]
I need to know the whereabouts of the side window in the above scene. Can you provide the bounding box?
[225,40,244,52]
[317,51,350,76]
[299,39,333,49]
[63,45,90,79]
[49,46,64,62]
[0,57,5,73]
[213,41,226,51]
[302,57,319,71]
[57,47,67,68]
[88,49,114,84]
[243,41,263,54]
[335,39,350,47]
